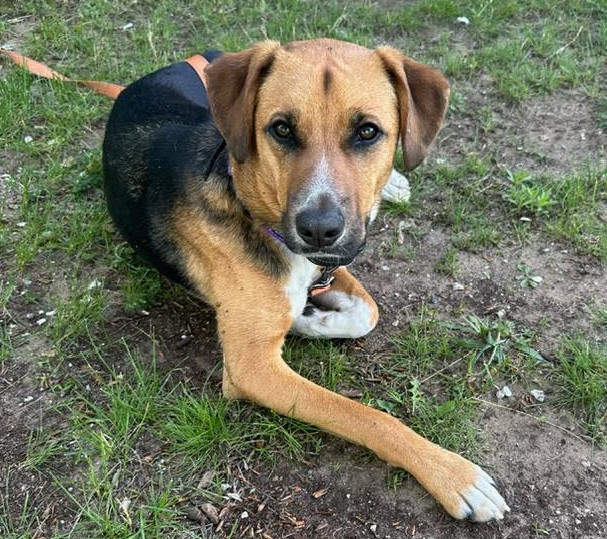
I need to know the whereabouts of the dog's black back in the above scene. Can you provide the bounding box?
[102,52,229,285]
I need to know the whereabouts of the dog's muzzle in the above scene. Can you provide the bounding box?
[282,196,366,266]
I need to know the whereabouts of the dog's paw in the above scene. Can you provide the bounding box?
[381,170,411,204]
[419,449,509,522]
[290,293,376,339]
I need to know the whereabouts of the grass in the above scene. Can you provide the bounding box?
[504,167,607,260]
[434,246,459,277]
[505,170,555,216]
[554,337,607,443]
[18,337,324,536]
[0,280,15,363]
[377,310,545,457]
[592,304,607,330]
[1,0,606,536]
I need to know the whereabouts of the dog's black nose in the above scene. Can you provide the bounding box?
[295,201,345,248]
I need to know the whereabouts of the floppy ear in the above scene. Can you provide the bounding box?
[375,47,450,170]
[205,41,280,163]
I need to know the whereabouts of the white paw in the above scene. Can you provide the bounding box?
[416,448,509,522]
[290,292,376,339]
[455,465,510,522]
[381,170,411,203]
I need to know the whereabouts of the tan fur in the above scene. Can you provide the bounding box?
[172,39,508,521]
[173,206,486,520]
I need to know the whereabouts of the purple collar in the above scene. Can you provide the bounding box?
[228,163,286,245]
[265,226,285,244]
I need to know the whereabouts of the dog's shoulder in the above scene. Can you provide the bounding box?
[102,54,289,287]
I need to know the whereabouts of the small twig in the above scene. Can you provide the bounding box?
[547,25,583,59]
[419,357,465,384]
[472,397,593,444]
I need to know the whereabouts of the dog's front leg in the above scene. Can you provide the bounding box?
[291,267,378,339]
[217,281,508,522]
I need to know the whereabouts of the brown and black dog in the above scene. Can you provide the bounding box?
[102,39,509,522]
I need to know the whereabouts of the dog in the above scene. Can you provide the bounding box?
[102,38,509,522]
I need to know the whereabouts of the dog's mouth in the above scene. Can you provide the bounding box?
[287,241,366,268]
[279,212,367,267]
[306,254,355,267]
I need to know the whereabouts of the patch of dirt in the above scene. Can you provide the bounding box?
[217,408,607,539]
[437,87,607,174]
[0,13,36,59]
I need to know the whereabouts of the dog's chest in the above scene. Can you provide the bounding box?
[283,252,321,319]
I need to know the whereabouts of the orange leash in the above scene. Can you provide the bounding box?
[0,48,208,99]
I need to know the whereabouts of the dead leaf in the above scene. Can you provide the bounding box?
[312,488,328,499]
[339,388,363,398]
[185,506,205,523]
[200,502,219,525]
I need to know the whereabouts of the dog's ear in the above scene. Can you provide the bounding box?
[205,41,280,163]
[375,47,450,170]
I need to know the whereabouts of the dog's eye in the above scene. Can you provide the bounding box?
[272,121,292,139]
[357,124,379,142]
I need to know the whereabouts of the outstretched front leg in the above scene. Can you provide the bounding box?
[290,267,379,339]
[208,264,509,522]
[175,212,508,521]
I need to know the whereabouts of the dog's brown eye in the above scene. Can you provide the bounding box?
[273,121,292,138]
[358,124,379,141]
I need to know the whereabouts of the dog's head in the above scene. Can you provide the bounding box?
[206,39,449,266]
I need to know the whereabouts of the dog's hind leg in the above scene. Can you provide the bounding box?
[381,169,411,203]
[290,267,378,339]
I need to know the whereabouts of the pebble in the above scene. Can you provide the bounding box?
[456,15,470,24]
[241,511,249,519]
[119,498,131,514]
[496,385,512,399]
[36,318,47,326]
[452,282,465,291]
[530,389,546,403]
[23,135,33,143]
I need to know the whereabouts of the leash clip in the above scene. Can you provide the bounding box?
[309,266,338,297]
